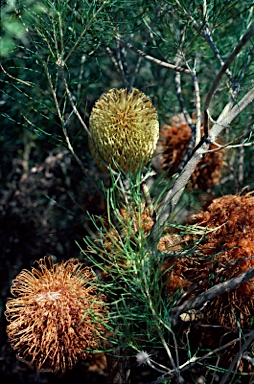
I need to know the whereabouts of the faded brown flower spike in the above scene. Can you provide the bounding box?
[89,88,159,173]
[5,257,106,373]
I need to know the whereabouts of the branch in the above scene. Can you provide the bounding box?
[115,36,191,75]
[192,70,202,145]
[174,50,193,125]
[203,24,254,132]
[169,267,254,325]
[203,23,234,83]
[173,57,197,175]
[129,54,143,89]
[105,46,121,74]
[150,85,254,237]
[209,86,254,141]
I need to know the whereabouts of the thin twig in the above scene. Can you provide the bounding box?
[198,125,254,152]
[174,71,192,125]
[203,24,254,133]
[0,64,33,87]
[238,140,245,191]
[174,52,192,126]
[116,36,131,90]
[192,70,202,145]
[43,64,89,176]
[105,46,121,74]
[203,23,234,83]
[60,72,91,138]
[209,86,254,140]
[77,54,87,99]
[115,36,191,75]
[129,54,143,90]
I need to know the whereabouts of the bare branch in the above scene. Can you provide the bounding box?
[174,54,193,125]
[203,23,234,83]
[169,267,254,325]
[116,37,131,90]
[129,54,143,90]
[192,70,202,145]
[152,147,208,237]
[209,86,254,141]
[105,46,121,74]
[203,24,254,132]
[172,54,202,174]
[115,36,191,75]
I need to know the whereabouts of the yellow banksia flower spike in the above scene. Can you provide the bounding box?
[89,88,159,172]
[5,257,107,373]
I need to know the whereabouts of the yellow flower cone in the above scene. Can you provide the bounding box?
[89,88,159,172]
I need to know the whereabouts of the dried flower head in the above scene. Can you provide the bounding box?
[159,114,224,191]
[161,194,254,328]
[186,193,254,327]
[89,88,159,172]
[136,350,151,366]
[5,257,107,373]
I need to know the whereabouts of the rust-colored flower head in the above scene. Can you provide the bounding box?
[157,194,254,373]
[89,88,159,173]
[185,193,254,327]
[159,114,225,191]
[161,194,254,328]
[5,257,107,373]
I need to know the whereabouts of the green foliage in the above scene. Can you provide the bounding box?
[81,169,181,351]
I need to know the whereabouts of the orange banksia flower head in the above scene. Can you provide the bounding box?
[89,88,159,173]
[159,114,224,191]
[162,194,254,328]
[186,194,254,326]
[5,257,107,373]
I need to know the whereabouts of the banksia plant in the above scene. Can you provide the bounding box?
[5,257,107,373]
[159,114,225,191]
[89,88,159,173]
